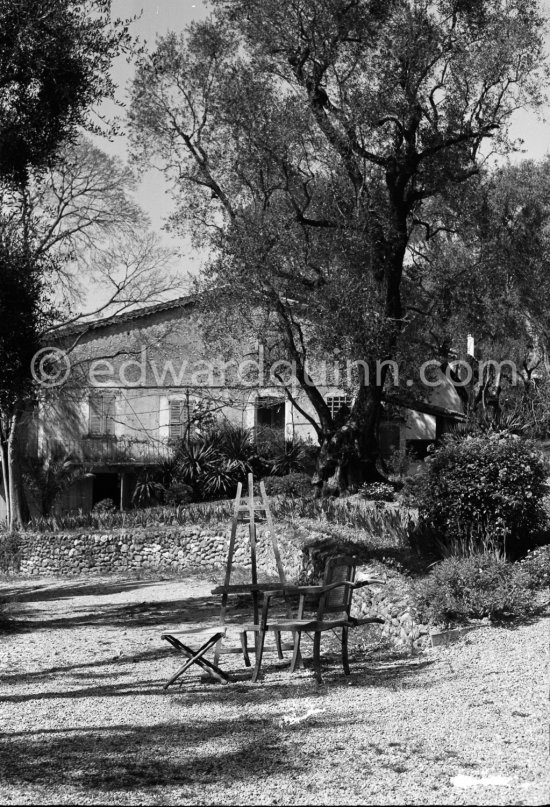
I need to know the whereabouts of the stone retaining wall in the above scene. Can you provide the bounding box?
[4,526,429,649]
[299,537,428,649]
[11,526,303,581]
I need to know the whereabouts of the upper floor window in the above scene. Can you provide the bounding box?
[169,396,216,440]
[169,399,186,440]
[326,393,351,418]
[256,396,285,433]
[89,394,115,436]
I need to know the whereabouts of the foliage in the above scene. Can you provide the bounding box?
[24,493,417,541]
[92,498,116,513]
[0,531,21,572]
[129,0,548,491]
[359,482,395,502]
[172,439,242,500]
[250,429,318,476]
[170,424,316,498]
[412,556,537,626]
[399,473,426,507]
[0,0,133,182]
[414,434,548,557]
[0,240,50,413]
[273,497,416,547]
[261,473,314,499]
[132,471,165,508]
[209,423,267,478]
[163,483,194,506]
[22,449,90,517]
[518,545,550,590]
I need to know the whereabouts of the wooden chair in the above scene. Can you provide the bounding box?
[241,555,386,683]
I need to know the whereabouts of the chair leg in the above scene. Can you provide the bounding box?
[290,630,302,672]
[313,631,322,683]
[274,630,283,660]
[251,629,266,683]
[240,631,251,667]
[342,626,350,676]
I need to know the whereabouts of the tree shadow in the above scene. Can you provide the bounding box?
[1,578,168,604]
[5,591,225,632]
[0,718,303,792]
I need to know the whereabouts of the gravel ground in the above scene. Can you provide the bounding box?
[0,573,548,806]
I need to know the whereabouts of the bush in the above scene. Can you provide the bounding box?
[262,473,314,498]
[92,499,116,513]
[359,482,395,502]
[398,473,426,507]
[414,434,548,557]
[132,471,165,507]
[0,531,21,573]
[172,440,242,500]
[518,545,550,590]
[164,483,194,506]
[412,555,536,626]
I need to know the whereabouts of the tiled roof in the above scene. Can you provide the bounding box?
[47,294,198,338]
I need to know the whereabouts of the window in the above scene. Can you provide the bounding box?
[256,396,285,433]
[89,394,115,436]
[169,397,215,440]
[169,399,185,440]
[326,393,351,418]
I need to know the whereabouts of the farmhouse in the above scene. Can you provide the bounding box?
[2,295,464,517]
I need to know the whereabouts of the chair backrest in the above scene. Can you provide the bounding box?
[319,554,357,616]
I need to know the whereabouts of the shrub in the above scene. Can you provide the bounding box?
[414,434,548,557]
[518,545,550,590]
[164,483,194,506]
[412,555,536,626]
[0,531,21,573]
[359,482,395,502]
[172,440,242,500]
[92,499,116,513]
[262,473,314,498]
[132,471,165,507]
[398,473,426,507]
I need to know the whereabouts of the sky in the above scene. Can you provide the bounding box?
[87,0,550,310]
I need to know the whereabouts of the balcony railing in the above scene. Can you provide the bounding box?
[42,437,175,466]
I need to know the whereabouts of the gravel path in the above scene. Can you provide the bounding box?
[0,574,548,806]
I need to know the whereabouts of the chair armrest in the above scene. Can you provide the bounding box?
[353,577,387,588]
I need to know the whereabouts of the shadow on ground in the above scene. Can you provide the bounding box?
[1,579,170,604]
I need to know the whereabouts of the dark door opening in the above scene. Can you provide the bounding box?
[256,397,285,434]
[92,473,120,508]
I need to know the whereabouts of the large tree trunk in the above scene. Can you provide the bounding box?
[0,426,11,528]
[313,384,386,496]
[7,412,23,531]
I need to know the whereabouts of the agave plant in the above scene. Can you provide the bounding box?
[173,440,242,499]
[132,470,166,508]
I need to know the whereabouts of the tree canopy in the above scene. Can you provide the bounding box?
[129,0,549,490]
[0,0,133,182]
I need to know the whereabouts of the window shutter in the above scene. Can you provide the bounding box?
[104,396,115,435]
[89,395,116,435]
[169,400,183,439]
[89,397,102,434]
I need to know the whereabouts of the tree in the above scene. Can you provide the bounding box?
[129,0,548,493]
[0,0,133,183]
[0,0,136,527]
[0,236,54,528]
[0,140,179,527]
[407,156,550,433]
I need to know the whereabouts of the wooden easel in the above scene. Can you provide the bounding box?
[212,473,288,666]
